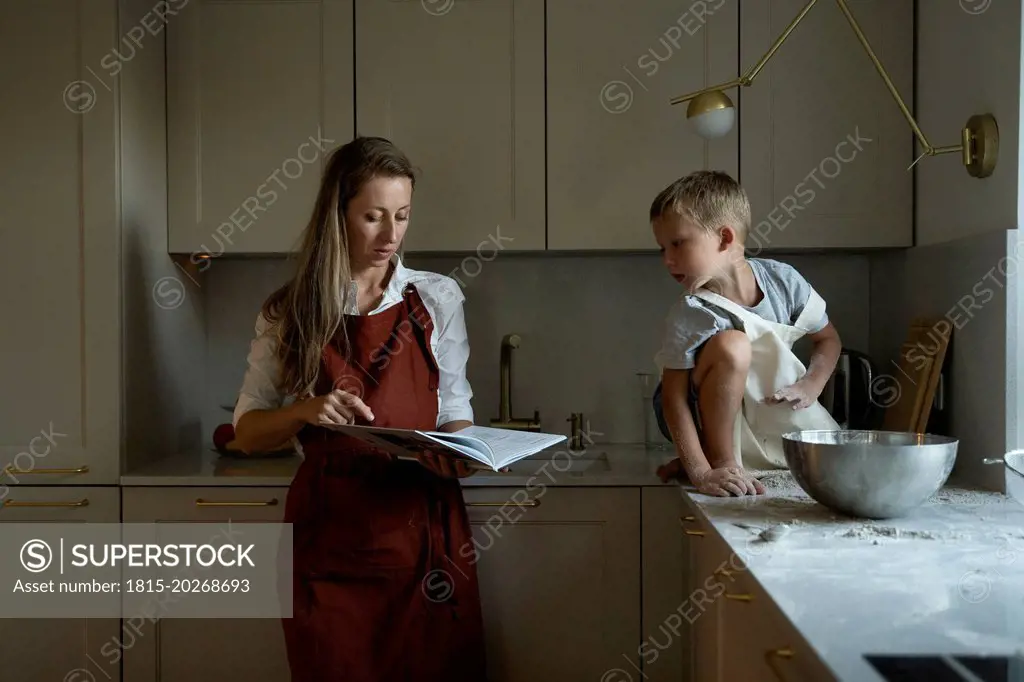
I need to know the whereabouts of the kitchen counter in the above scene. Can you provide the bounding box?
[683,470,1024,681]
[120,443,681,487]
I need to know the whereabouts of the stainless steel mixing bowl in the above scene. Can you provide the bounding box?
[781,430,959,519]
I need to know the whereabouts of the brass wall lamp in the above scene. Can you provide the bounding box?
[669,0,999,178]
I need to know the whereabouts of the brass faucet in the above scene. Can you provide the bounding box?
[490,333,541,431]
[567,413,585,450]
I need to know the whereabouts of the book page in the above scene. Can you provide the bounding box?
[325,424,491,466]
[450,426,567,468]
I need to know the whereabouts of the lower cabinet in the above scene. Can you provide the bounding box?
[0,487,122,682]
[121,487,291,682]
[681,496,836,682]
[463,487,643,682]
[115,485,694,682]
[640,487,692,682]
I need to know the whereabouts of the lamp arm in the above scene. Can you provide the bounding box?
[669,0,820,106]
[833,0,946,156]
[667,0,961,160]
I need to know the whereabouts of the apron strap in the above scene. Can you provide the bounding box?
[793,289,827,333]
[691,289,761,327]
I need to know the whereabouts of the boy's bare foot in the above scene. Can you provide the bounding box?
[657,458,686,483]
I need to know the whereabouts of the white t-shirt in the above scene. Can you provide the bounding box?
[233,255,474,429]
[655,258,830,371]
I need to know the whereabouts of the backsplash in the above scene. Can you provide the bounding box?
[203,253,871,446]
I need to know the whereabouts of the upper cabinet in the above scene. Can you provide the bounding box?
[166,0,355,255]
[546,0,739,250]
[0,0,121,484]
[739,0,914,249]
[355,0,545,252]
[163,0,913,254]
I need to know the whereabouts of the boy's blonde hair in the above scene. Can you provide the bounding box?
[649,170,751,242]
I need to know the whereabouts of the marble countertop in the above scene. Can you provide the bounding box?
[684,470,1024,681]
[120,443,681,487]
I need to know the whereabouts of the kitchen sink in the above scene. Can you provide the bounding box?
[502,450,612,475]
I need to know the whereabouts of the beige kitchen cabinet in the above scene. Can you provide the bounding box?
[166,0,354,255]
[355,0,545,252]
[546,0,739,250]
[683,503,725,682]
[739,0,913,249]
[121,487,291,682]
[680,496,837,682]
[0,488,121,682]
[717,564,838,682]
[640,487,691,682]
[0,0,120,485]
[463,487,641,681]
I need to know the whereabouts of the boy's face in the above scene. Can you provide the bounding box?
[652,209,727,293]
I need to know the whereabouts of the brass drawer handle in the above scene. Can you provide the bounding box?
[3,498,89,508]
[765,648,795,681]
[3,465,89,475]
[466,500,541,507]
[724,593,754,602]
[678,516,704,536]
[195,498,279,507]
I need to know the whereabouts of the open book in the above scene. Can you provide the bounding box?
[326,424,567,472]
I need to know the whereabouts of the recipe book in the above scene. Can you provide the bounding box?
[327,424,567,472]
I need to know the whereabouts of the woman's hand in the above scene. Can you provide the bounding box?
[415,450,478,478]
[297,389,375,427]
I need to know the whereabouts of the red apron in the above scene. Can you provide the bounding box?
[281,283,487,682]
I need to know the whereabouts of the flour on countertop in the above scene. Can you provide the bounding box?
[749,469,799,492]
[931,488,1003,506]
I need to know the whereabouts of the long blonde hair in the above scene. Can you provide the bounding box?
[262,136,417,398]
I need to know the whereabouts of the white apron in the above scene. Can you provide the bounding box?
[692,288,840,470]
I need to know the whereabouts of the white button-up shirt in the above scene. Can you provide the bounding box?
[232,255,474,429]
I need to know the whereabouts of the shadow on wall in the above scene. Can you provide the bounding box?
[122,228,206,468]
[868,230,1018,493]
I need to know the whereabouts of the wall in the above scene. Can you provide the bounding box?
[915,0,1022,244]
[203,253,871,447]
[869,1,1024,492]
[120,0,207,468]
[869,230,1015,491]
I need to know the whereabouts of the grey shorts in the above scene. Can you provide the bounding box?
[652,380,703,442]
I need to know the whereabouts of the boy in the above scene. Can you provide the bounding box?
[651,171,843,497]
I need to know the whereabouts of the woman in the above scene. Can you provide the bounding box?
[232,136,487,681]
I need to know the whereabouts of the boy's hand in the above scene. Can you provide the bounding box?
[766,378,821,410]
[695,467,765,497]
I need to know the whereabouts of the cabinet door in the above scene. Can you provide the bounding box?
[640,488,690,681]
[546,0,739,250]
[0,0,120,484]
[167,0,354,255]
[121,487,290,682]
[682,498,729,682]
[740,0,913,249]
[718,567,837,682]
[0,488,121,681]
[463,487,641,682]
[355,0,545,252]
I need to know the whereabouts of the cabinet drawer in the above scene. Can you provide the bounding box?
[460,487,643,682]
[0,486,119,521]
[719,556,836,682]
[462,486,638,521]
[122,487,289,522]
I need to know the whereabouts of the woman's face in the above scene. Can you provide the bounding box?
[345,175,413,270]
